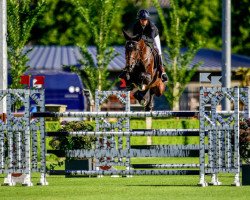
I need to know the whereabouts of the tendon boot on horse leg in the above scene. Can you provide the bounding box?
[144,89,154,111]
[133,90,148,106]
[145,100,153,111]
[138,72,151,91]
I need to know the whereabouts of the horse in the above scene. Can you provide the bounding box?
[122,30,165,111]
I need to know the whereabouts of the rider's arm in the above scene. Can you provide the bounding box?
[143,23,159,44]
[154,34,162,55]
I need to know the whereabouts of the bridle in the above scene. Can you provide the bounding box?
[125,40,152,73]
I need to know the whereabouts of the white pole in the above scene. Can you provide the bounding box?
[0,0,7,113]
[222,0,231,111]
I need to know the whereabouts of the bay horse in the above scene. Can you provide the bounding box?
[122,30,165,111]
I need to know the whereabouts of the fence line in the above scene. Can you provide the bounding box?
[0,87,249,186]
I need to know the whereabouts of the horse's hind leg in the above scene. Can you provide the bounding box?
[152,80,165,97]
[144,89,155,111]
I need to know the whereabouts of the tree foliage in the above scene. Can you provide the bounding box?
[69,45,118,97]
[164,0,250,56]
[30,0,91,45]
[235,67,250,87]
[171,0,220,50]
[7,0,46,89]
[30,0,125,46]
[231,0,250,56]
[153,0,204,110]
[67,0,121,97]
[28,0,249,56]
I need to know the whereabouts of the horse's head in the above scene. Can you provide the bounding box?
[123,30,146,73]
[125,40,140,72]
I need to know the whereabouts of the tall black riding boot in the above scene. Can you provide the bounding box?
[133,91,147,105]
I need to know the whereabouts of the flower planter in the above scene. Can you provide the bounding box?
[65,158,92,177]
[242,164,250,185]
[240,120,250,185]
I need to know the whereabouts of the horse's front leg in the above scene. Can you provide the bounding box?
[139,72,151,91]
[144,89,155,111]
[140,62,154,91]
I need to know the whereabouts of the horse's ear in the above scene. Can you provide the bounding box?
[122,29,131,41]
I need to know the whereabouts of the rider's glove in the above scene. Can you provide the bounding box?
[141,35,147,41]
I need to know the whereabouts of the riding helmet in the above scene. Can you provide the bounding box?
[137,9,150,20]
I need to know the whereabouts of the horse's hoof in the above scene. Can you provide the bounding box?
[141,85,146,91]
[139,99,147,106]
[138,84,146,91]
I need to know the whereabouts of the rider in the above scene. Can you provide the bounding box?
[120,9,168,83]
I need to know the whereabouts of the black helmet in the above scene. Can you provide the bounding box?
[137,9,150,20]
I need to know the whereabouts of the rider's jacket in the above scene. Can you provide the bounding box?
[133,20,159,44]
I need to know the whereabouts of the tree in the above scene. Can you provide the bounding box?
[7,0,46,89]
[29,0,91,45]
[235,67,250,87]
[68,0,122,97]
[153,0,204,110]
[68,45,118,98]
[173,0,221,50]
[175,0,250,56]
[30,0,126,46]
[30,0,151,46]
[231,0,250,56]
[28,0,249,56]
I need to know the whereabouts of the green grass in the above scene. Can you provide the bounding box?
[130,157,199,164]
[129,118,200,145]
[130,118,199,129]
[0,174,249,200]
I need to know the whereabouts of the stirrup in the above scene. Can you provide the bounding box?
[161,73,168,83]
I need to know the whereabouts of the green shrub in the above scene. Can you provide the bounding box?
[49,121,96,151]
[45,121,61,132]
